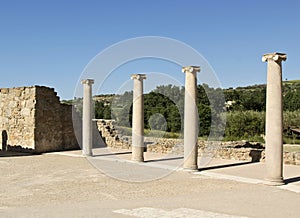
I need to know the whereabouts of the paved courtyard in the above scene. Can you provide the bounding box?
[0,148,299,217]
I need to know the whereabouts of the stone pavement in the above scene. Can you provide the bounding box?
[0,148,299,218]
[88,147,300,192]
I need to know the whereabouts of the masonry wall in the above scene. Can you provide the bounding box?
[0,86,80,153]
[34,87,63,152]
[94,119,300,165]
[61,104,81,151]
[0,87,36,150]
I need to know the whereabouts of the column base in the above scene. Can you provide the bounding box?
[131,146,144,162]
[183,165,199,171]
[82,152,93,157]
[264,177,285,186]
[131,157,144,162]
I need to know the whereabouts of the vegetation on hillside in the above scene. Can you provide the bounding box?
[67,80,300,143]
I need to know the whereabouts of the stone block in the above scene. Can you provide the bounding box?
[0,88,9,94]
[0,85,79,153]
[21,108,31,117]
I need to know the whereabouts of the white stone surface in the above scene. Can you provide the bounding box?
[182,66,200,170]
[263,53,286,185]
[114,207,248,218]
[131,74,146,162]
[81,79,94,156]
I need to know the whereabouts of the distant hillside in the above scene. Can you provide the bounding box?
[284,79,300,84]
[224,80,300,112]
[93,94,114,106]
[228,80,300,91]
[61,81,299,142]
[62,80,300,112]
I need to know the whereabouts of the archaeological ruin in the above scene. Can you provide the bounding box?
[0,52,297,187]
[263,52,287,185]
[0,86,79,153]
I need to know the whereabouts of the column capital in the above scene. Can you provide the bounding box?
[81,79,94,85]
[182,66,201,73]
[131,74,147,80]
[262,53,287,63]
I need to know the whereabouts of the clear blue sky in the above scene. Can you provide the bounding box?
[0,0,299,99]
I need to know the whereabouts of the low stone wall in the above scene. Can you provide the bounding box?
[95,119,130,149]
[283,151,300,165]
[148,139,300,165]
[212,141,265,162]
[147,138,183,153]
[94,120,300,165]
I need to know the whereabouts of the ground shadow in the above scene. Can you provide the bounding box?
[2,130,8,151]
[1,130,37,157]
[92,151,132,157]
[92,122,107,149]
[249,149,263,162]
[145,156,183,163]
[198,161,254,171]
[235,142,264,149]
[0,151,36,157]
[284,176,300,184]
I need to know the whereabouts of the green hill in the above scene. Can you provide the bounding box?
[224,80,300,112]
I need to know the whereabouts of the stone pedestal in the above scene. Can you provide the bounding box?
[182,66,200,170]
[131,74,146,162]
[262,53,287,185]
[81,79,94,157]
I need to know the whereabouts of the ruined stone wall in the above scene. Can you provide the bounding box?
[0,87,36,150]
[61,104,81,151]
[94,119,300,165]
[95,119,130,149]
[34,87,64,152]
[0,86,79,153]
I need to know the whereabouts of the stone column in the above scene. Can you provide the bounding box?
[131,74,146,162]
[81,79,94,157]
[182,66,200,170]
[262,53,287,185]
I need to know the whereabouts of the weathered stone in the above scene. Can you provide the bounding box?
[0,88,9,94]
[182,66,200,170]
[21,108,31,117]
[263,52,287,185]
[81,79,94,156]
[295,153,300,165]
[131,74,146,162]
[94,118,300,166]
[0,86,80,153]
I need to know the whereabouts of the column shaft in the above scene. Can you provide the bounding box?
[81,79,94,156]
[131,74,146,162]
[183,66,200,170]
[263,53,286,185]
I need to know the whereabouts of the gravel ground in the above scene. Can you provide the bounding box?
[0,152,299,218]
